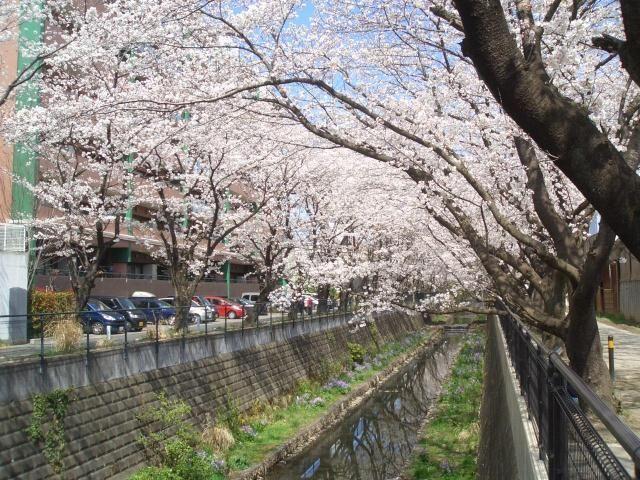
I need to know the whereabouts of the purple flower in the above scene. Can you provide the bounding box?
[310,397,324,407]
[324,379,349,390]
[240,425,257,437]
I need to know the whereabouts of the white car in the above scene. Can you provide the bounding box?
[159,297,209,323]
[240,292,260,304]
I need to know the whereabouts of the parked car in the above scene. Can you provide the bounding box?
[159,297,210,323]
[81,299,126,335]
[191,295,215,320]
[240,292,269,315]
[240,292,260,304]
[91,296,147,331]
[233,297,253,308]
[129,297,176,325]
[205,296,245,319]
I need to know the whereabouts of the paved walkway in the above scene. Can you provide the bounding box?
[597,320,640,474]
[598,320,640,434]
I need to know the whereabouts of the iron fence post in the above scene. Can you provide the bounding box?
[153,310,159,369]
[536,344,545,460]
[123,310,128,362]
[85,317,90,368]
[547,362,568,480]
[39,314,45,375]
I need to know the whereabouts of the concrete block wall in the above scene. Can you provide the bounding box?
[477,316,546,480]
[0,311,422,480]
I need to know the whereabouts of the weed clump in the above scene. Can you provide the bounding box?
[45,316,83,353]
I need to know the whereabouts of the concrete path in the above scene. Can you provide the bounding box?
[598,320,640,434]
[596,320,640,474]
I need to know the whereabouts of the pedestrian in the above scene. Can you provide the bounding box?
[305,296,313,315]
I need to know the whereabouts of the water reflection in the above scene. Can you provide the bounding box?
[267,338,461,480]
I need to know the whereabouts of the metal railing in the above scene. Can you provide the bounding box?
[499,314,640,479]
[0,302,354,370]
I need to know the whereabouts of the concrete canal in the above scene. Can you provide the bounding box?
[266,335,462,480]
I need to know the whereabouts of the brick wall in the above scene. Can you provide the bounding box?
[0,311,423,480]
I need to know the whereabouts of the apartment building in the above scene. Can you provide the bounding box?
[0,2,258,300]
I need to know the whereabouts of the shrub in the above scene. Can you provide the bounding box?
[347,342,366,364]
[137,392,198,467]
[44,316,83,353]
[164,438,219,480]
[31,290,76,336]
[31,290,76,314]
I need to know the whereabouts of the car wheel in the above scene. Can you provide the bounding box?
[192,314,201,324]
[92,322,105,335]
[125,321,133,332]
[227,311,237,319]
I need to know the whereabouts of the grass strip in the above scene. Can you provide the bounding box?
[410,332,484,480]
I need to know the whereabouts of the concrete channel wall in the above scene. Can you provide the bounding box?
[477,316,547,480]
[0,311,424,480]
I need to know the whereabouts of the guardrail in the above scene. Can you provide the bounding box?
[499,313,640,479]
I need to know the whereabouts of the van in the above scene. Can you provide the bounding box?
[240,292,260,303]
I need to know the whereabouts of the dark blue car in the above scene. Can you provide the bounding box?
[81,300,127,335]
[129,298,176,325]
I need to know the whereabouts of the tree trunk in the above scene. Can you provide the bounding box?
[172,273,196,331]
[317,284,330,313]
[565,303,613,406]
[453,0,640,261]
[563,222,617,406]
[74,282,92,313]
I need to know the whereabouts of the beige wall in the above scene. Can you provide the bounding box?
[0,2,18,222]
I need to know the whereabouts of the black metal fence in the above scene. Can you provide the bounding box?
[0,302,354,367]
[500,314,640,479]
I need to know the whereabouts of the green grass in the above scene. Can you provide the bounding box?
[410,333,485,480]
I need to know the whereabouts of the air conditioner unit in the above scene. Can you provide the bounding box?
[0,224,27,252]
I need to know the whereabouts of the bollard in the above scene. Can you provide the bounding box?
[608,335,615,382]
[107,325,111,340]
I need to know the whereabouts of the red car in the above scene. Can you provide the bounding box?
[205,296,245,319]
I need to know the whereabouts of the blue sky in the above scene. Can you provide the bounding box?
[295,1,315,25]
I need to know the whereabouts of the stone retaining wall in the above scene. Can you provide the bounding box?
[0,311,423,480]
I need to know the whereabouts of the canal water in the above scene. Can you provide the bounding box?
[266,336,462,480]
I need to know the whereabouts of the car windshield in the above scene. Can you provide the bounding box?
[118,298,136,309]
[88,300,110,311]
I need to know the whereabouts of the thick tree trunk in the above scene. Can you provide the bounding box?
[565,303,613,406]
[563,222,616,406]
[453,0,640,260]
[172,273,197,331]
